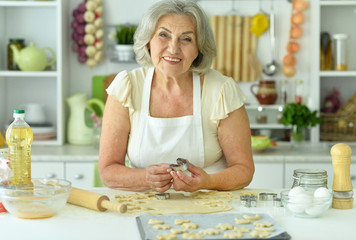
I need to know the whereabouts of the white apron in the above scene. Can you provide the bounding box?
[131,67,205,168]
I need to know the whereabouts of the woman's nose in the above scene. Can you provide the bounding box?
[168,39,180,54]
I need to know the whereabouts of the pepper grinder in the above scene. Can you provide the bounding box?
[330,143,354,209]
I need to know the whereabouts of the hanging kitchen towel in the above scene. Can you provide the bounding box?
[210,15,257,82]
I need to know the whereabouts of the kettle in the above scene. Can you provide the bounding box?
[66,93,105,145]
[10,42,56,71]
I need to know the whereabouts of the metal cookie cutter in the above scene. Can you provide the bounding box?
[170,158,188,171]
[155,193,170,200]
[259,192,277,201]
[240,195,258,208]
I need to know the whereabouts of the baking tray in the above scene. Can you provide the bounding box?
[136,213,291,240]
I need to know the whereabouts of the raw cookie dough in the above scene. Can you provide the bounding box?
[181,222,199,229]
[233,227,251,233]
[199,228,220,235]
[149,218,164,225]
[157,233,177,240]
[182,232,204,239]
[243,214,261,220]
[234,218,251,225]
[250,230,271,238]
[224,231,243,238]
[154,224,171,230]
[216,223,235,231]
[255,227,275,232]
[174,219,191,225]
[170,229,188,234]
[254,221,273,228]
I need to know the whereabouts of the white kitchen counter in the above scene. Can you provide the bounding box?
[0,188,355,240]
[29,143,356,163]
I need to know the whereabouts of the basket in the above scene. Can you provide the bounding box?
[320,113,356,141]
[337,92,356,115]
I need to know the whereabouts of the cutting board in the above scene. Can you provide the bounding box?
[210,15,257,82]
[136,213,291,240]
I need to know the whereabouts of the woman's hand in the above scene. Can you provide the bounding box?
[146,164,173,193]
[169,161,210,192]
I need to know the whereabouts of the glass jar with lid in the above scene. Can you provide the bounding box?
[332,33,348,71]
[292,169,328,191]
[7,38,25,70]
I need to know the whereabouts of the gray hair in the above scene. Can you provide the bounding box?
[133,0,216,75]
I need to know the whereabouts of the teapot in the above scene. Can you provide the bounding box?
[10,42,56,71]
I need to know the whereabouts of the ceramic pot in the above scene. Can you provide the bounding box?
[115,44,135,61]
[250,80,278,105]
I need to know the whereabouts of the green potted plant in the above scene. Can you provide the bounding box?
[115,23,137,61]
[280,103,322,147]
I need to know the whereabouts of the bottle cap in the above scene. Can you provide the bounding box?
[13,109,25,114]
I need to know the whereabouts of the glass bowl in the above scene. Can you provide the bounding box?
[0,178,71,219]
[280,189,332,218]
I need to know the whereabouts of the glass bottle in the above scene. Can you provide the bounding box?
[295,79,303,104]
[7,39,25,70]
[332,34,348,71]
[280,79,288,104]
[5,109,33,185]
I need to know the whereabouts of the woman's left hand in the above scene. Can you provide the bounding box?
[169,161,210,192]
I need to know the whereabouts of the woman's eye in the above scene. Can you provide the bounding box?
[159,32,168,38]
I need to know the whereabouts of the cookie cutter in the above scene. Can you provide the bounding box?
[170,158,188,171]
[155,193,170,200]
[273,197,283,207]
[240,195,258,208]
[259,192,277,201]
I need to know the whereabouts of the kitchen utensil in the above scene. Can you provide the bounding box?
[330,143,354,209]
[0,178,71,219]
[169,158,188,171]
[250,80,278,105]
[66,93,93,145]
[67,187,127,213]
[263,1,278,76]
[10,42,56,71]
[248,52,264,82]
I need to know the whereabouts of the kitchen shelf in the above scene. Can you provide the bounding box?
[245,104,284,110]
[0,70,58,77]
[319,71,356,77]
[320,1,356,6]
[250,123,290,129]
[0,1,57,7]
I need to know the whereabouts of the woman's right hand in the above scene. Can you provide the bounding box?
[145,164,173,193]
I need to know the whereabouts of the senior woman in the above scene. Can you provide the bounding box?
[99,0,254,193]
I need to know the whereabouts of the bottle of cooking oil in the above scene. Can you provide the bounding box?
[6,109,33,185]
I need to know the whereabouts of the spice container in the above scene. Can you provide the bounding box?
[7,39,25,70]
[279,79,288,104]
[332,34,348,71]
[292,169,328,191]
[255,106,267,123]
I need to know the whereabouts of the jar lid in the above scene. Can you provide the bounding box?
[9,38,25,42]
[293,169,328,180]
[332,34,348,40]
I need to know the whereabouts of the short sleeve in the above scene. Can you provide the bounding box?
[210,78,246,121]
[106,70,134,114]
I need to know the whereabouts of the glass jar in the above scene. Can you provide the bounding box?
[332,34,348,71]
[280,79,288,104]
[7,38,25,70]
[255,106,267,124]
[292,169,328,191]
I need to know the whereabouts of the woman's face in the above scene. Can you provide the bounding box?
[148,14,199,78]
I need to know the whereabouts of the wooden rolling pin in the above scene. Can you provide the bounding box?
[68,187,127,213]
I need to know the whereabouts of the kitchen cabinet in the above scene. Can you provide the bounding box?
[0,0,68,145]
[247,162,284,189]
[65,162,95,188]
[32,161,65,179]
[310,0,356,144]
